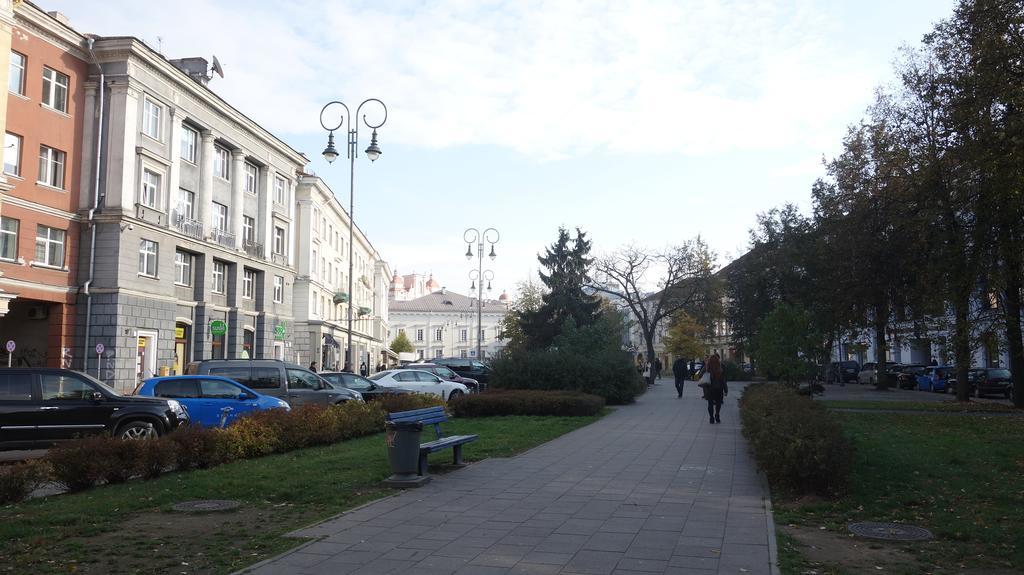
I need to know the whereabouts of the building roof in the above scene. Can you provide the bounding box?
[389,290,508,314]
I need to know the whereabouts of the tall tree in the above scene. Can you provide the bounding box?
[590,238,718,385]
[663,311,708,361]
[519,228,603,350]
[499,278,545,353]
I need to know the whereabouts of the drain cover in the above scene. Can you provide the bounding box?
[172,499,241,513]
[848,522,933,541]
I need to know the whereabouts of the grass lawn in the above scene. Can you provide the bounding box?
[0,413,602,575]
[819,400,1018,413]
[773,412,1024,574]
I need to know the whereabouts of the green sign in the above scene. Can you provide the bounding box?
[210,320,227,336]
[274,324,286,340]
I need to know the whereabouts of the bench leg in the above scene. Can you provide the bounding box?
[452,444,464,466]
[418,450,429,476]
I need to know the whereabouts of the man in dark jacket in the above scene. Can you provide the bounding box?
[672,357,688,398]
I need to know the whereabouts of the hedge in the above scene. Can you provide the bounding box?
[448,390,605,417]
[739,383,853,496]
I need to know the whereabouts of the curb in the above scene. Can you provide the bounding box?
[760,471,781,575]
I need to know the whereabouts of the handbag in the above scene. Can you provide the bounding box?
[698,371,711,387]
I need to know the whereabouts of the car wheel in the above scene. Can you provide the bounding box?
[447,390,463,401]
[117,420,157,440]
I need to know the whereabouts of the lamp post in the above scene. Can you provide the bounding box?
[464,228,499,360]
[320,99,387,372]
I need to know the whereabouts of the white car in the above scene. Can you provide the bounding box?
[368,369,469,401]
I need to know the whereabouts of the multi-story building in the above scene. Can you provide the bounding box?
[389,288,508,361]
[79,38,305,390]
[0,4,86,368]
[389,272,439,301]
[293,174,391,372]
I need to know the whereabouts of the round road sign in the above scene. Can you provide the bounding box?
[95,343,105,355]
[5,340,14,353]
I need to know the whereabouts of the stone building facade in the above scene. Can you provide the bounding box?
[389,289,508,361]
[78,38,305,391]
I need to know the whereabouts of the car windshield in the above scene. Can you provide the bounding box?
[989,369,1011,379]
[368,372,388,381]
[82,372,123,397]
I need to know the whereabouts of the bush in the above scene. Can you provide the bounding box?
[167,426,231,470]
[0,460,51,504]
[739,383,853,496]
[138,438,178,479]
[45,436,117,491]
[377,393,444,414]
[448,390,605,417]
[723,360,748,382]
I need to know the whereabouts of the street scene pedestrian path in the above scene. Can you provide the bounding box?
[240,380,777,575]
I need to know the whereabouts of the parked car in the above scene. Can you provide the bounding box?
[397,363,483,392]
[896,365,927,389]
[857,362,903,385]
[367,369,469,401]
[319,371,413,401]
[431,358,493,385]
[184,359,362,407]
[826,361,861,384]
[0,368,188,450]
[917,366,956,392]
[968,368,1013,398]
[133,375,289,427]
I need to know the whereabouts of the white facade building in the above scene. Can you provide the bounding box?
[389,288,508,361]
[293,174,391,371]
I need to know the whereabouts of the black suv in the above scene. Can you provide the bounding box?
[431,358,493,385]
[0,368,189,450]
[185,359,362,406]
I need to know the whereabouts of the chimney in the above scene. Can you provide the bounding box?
[169,57,210,85]
[47,11,70,26]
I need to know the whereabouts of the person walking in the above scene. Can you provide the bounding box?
[309,361,317,372]
[359,361,368,377]
[704,354,728,424]
[654,357,663,380]
[672,356,688,398]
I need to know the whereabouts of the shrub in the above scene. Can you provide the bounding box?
[448,390,605,417]
[167,426,231,470]
[0,460,51,504]
[220,413,281,459]
[723,360,747,382]
[45,436,115,491]
[138,438,178,479]
[377,393,444,414]
[739,383,853,496]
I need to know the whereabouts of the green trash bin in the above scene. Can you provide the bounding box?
[383,420,431,487]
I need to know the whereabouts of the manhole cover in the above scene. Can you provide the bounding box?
[848,522,933,541]
[172,500,241,513]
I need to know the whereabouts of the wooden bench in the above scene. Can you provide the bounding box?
[387,406,478,476]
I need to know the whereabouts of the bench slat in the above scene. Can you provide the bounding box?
[420,434,478,452]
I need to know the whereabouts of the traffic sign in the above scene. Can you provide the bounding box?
[5,340,14,353]
[95,343,105,355]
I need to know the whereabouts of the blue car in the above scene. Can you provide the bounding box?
[134,375,289,427]
[916,366,955,392]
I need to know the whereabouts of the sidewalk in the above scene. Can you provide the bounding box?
[239,379,777,575]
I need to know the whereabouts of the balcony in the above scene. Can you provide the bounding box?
[333,291,349,304]
[271,252,288,266]
[135,203,166,226]
[210,228,236,249]
[171,210,203,240]
[243,240,264,259]
[359,275,372,289]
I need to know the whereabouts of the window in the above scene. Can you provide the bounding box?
[0,217,18,261]
[177,189,194,219]
[435,349,443,358]
[460,350,468,358]
[41,67,69,113]
[180,126,197,163]
[479,328,486,342]
[139,239,158,277]
[0,372,33,400]
[213,202,228,231]
[273,275,283,302]
[242,216,255,244]
[141,169,161,207]
[434,328,443,342]
[243,269,256,299]
[41,374,92,400]
[142,97,162,139]
[9,51,25,95]
[214,146,229,179]
[273,226,286,255]
[212,261,226,294]
[460,329,468,342]
[274,176,286,204]
[416,329,424,342]
[312,248,318,278]
[244,163,257,194]
[35,225,65,267]
[37,145,65,188]
[174,250,192,286]
[3,132,21,176]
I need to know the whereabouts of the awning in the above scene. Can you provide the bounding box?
[323,333,340,347]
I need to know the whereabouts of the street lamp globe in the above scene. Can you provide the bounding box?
[322,132,340,163]
[364,129,382,162]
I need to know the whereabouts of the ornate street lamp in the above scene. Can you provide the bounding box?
[320,99,387,371]
[464,228,499,360]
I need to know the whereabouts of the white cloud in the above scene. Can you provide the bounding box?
[49,0,891,160]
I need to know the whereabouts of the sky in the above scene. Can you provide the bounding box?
[42,0,958,298]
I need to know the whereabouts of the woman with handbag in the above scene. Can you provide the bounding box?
[703,354,728,424]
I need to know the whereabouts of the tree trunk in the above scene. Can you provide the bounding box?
[1000,232,1024,408]
[874,304,888,391]
[952,296,972,402]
